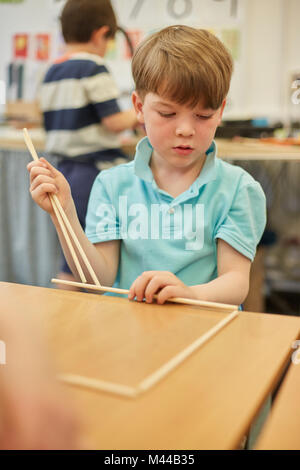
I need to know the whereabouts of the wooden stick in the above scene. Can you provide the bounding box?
[23,128,87,284]
[51,278,238,312]
[52,278,128,295]
[51,193,101,286]
[58,310,239,398]
[51,197,87,283]
[58,373,138,398]
[23,128,101,286]
[137,309,239,394]
[23,127,40,161]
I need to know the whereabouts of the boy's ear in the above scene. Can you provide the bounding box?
[132,91,145,124]
[92,26,110,42]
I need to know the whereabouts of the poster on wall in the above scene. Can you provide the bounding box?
[221,29,240,60]
[35,34,51,61]
[13,33,28,58]
[123,30,143,59]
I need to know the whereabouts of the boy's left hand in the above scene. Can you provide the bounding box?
[128,271,196,304]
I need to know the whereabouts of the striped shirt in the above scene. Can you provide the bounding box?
[39,52,123,163]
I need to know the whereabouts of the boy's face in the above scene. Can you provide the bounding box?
[132,91,225,170]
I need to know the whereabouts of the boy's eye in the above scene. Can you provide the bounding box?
[196,114,213,120]
[158,112,175,118]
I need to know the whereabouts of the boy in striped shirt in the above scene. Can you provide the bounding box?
[39,0,137,288]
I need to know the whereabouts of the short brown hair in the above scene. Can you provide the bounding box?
[61,0,117,43]
[132,25,233,109]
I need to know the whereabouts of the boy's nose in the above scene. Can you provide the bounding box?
[175,123,195,137]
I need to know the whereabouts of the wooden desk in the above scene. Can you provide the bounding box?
[1,281,300,450]
[0,127,45,151]
[255,359,300,449]
[119,137,300,161]
[216,138,300,161]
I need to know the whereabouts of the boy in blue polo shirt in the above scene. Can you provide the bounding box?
[28,25,266,307]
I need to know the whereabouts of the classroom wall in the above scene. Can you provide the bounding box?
[0,0,300,124]
[0,0,62,100]
[243,0,284,119]
[244,0,300,124]
[282,0,300,125]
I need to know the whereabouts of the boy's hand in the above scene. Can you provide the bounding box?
[27,158,72,215]
[128,271,196,304]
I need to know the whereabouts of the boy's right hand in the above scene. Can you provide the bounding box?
[27,158,72,215]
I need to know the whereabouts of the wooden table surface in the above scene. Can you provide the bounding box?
[255,358,300,450]
[216,138,300,161]
[1,281,300,450]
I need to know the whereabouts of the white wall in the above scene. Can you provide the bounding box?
[239,0,300,123]
[282,0,300,124]
[0,0,300,123]
[0,0,64,113]
[241,0,284,120]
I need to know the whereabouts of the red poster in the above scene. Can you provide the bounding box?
[124,30,143,59]
[13,34,28,58]
[35,34,50,61]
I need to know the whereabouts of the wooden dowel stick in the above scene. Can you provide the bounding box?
[166,296,236,311]
[23,128,39,160]
[58,311,239,398]
[51,278,238,311]
[52,278,129,295]
[51,198,87,283]
[51,193,101,286]
[137,310,239,394]
[23,128,87,283]
[58,373,138,398]
[23,128,101,286]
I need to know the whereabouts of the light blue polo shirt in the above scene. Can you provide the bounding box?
[85,137,266,291]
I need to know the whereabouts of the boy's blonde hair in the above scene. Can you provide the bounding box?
[132,25,233,110]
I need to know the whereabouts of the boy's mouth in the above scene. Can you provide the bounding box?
[173,145,194,155]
